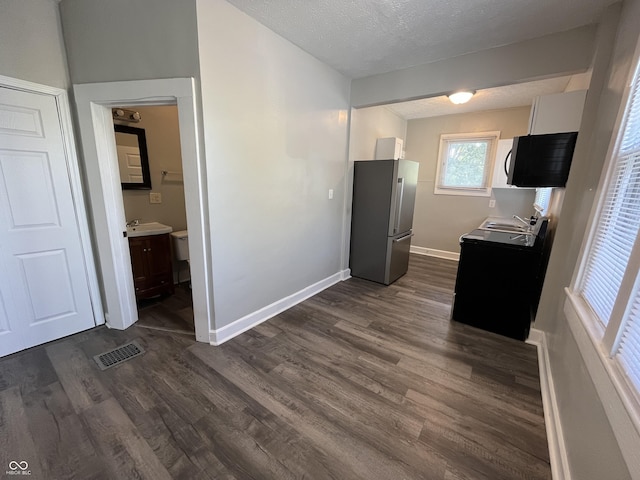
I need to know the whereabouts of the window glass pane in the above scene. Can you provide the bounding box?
[442,140,489,188]
[534,187,552,216]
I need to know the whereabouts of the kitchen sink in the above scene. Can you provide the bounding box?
[126,222,173,238]
[478,218,536,234]
[482,222,530,233]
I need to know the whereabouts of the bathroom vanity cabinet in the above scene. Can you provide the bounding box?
[129,233,174,300]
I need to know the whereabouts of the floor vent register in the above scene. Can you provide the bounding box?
[93,341,145,370]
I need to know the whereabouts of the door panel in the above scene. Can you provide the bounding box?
[0,103,44,137]
[388,160,419,236]
[1,151,61,227]
[396,160,419,234]
[385,232,412,285]
[0,87,96,357]
[18,250,76,323]
[0,292,10,334]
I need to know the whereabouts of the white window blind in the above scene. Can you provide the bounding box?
[580,61,640,327]
[612,62,640,395]
[581,155,640,325]
[618,291,640,393]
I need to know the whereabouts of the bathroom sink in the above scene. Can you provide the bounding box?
[126,222,173,238]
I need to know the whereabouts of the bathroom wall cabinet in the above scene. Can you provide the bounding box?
[129,233,174,300]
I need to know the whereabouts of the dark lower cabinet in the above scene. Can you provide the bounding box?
[451,223,549,341]
[129,233,174,300]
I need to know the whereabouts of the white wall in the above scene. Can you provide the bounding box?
[536,2,636,478]
[196,0,350,329]
[405,107,535,253]
[348,106,407,161]
[0,0,70,88]
[351,26,597,108]
[60,0,200,83]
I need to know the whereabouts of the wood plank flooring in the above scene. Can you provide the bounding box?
[136,283,195,335]
[0,255,550,479]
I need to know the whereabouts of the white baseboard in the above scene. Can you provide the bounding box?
[526,328,571,480]
[209,269,350,346]
[410,245,460,261]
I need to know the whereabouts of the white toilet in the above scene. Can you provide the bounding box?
[170,230,190,285]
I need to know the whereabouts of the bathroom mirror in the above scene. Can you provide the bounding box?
[114,124,152,190]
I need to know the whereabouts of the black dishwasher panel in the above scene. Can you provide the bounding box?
[452,227,546,341]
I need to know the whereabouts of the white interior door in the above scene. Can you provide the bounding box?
[0,86,96,357]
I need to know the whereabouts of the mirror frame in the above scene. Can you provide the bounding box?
[115,124,152,190]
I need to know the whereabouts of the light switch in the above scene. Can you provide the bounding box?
[149,192,162,204]
[328,189,334,200]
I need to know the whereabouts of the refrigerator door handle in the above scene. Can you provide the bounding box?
[393,232,414,243]
[394,177,405,234]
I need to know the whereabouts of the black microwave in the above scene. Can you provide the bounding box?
[506,132,578,187]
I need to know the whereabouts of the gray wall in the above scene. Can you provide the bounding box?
[536,1,635,478]
[59,0,200,83]
[351,26,597,108]
[0,0,70,88]
[405,107,535,253]
[196,0,351,329]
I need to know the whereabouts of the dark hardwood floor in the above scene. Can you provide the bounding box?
[0,255,550,479]
[136,283,195,335]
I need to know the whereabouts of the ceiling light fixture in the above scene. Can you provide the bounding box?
[448,90,476,105]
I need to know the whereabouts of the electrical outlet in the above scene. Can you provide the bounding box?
[328,189,334,200]
[149,192,162,204]
[489,199,496,208]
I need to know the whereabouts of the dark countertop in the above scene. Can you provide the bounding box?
[461,219,549,251]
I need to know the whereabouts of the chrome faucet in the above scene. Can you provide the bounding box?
[513,215,530,226]
[513,214,539,230]
[126,219,140,227]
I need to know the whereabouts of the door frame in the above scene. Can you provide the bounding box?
[73,78,213,343]
[0,74,104,327]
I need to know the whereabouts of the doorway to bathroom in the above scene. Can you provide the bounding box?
[113,104,194,336]
[73,78,213,344]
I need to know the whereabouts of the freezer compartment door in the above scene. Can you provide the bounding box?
[384,230,413,285]
[389,159,419,235]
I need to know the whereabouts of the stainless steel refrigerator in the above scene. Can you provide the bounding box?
[349,159,419,285]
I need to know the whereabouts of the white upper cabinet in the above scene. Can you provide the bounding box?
[492,90,587,190]
[491,139,517,189]
[528,90,587,135]
[375,137,404,160]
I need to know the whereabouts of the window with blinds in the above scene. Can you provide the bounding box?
[580,153,640,326]
[578,58,640,397]
[534,187,552,216]
[618,291,640,396]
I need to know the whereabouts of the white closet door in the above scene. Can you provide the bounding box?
[0,86,96,357]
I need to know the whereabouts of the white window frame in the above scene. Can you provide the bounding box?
[566,37,640,475]
[434,131,500,197]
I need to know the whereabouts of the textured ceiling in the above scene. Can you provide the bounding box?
[226,0,615,79]
[385,75,580,119]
